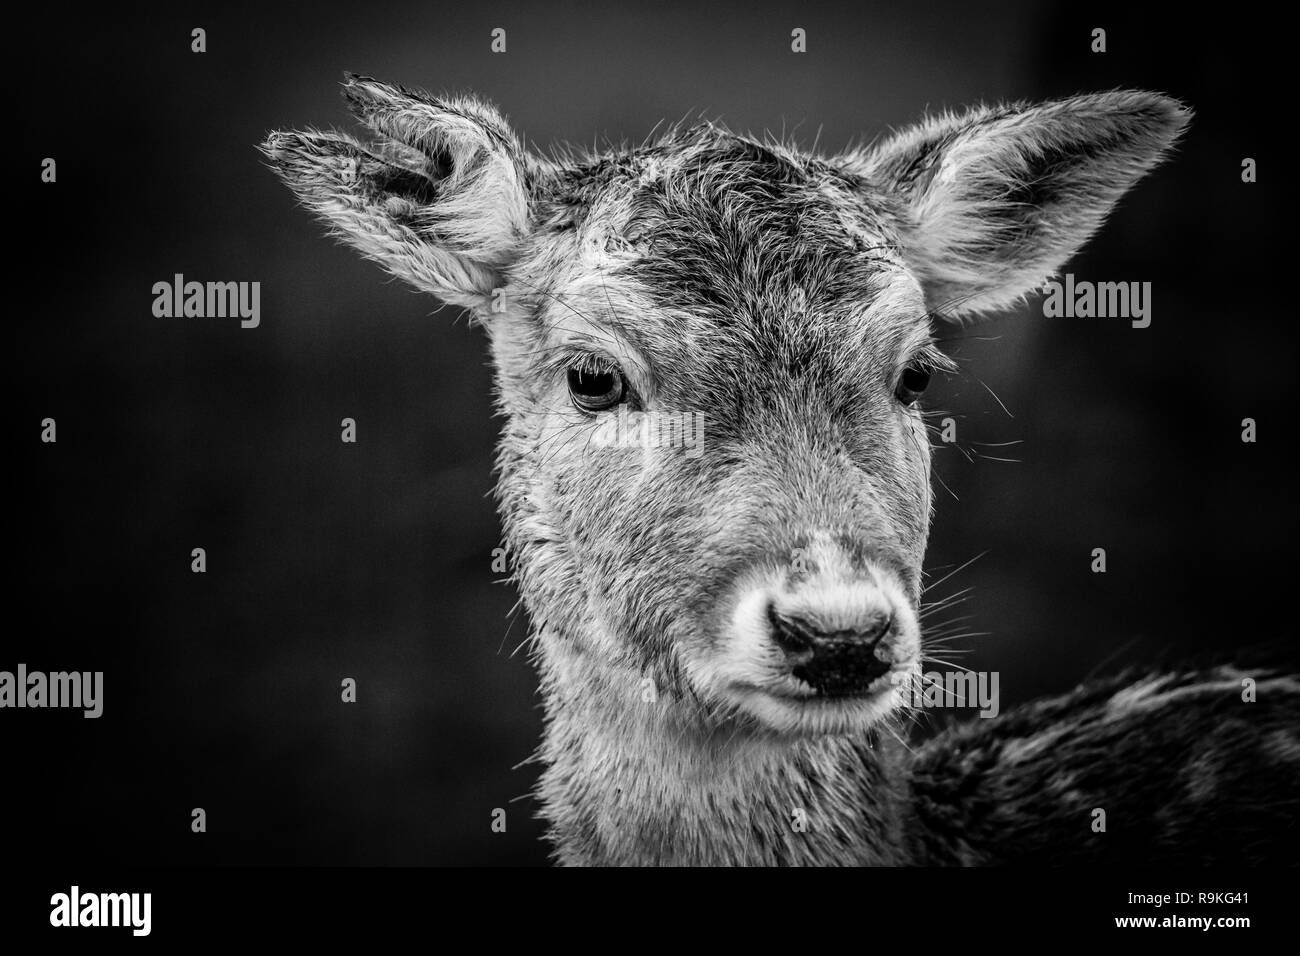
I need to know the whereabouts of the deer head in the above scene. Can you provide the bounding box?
[264,76,1188,741]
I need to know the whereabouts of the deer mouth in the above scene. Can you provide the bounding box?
[705,666,916,737]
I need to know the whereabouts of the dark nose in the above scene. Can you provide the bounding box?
[767,603,893,695]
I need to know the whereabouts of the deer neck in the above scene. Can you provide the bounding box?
[534,631,913,866]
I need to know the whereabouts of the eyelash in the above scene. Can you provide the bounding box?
[540,347,617,383]
[909,342,955,372]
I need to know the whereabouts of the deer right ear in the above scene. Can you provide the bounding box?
[852,91,1191,319]
[262,74,537,310]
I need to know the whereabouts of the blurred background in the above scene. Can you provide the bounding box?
[13,1,1291,865]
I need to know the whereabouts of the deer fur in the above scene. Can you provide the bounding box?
[263,75,1300,866]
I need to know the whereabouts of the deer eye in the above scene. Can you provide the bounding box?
[895,363,931,406]
[568,364,626,412]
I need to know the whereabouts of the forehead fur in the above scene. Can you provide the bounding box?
[515,123,932,394]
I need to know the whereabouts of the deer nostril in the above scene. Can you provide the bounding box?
[767,603,815,655]
[767,602,895,695]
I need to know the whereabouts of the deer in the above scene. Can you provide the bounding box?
[263,75,1300,866]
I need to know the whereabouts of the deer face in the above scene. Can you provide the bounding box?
[265,76,1188,737]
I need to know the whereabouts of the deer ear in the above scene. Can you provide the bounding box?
[855,91,1191,319]
[262,74,538,310]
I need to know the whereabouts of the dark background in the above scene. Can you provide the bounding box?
[12,1,1291,865]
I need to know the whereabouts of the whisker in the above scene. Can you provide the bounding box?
[922,551,988,594]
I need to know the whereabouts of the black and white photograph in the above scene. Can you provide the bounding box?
[9,0,1296,939]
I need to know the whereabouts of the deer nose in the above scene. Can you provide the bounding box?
[767,602,894,695]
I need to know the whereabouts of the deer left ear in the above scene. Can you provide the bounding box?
[850,91,1191,319]
[262,74,541,310]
